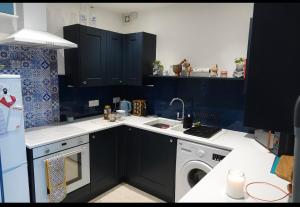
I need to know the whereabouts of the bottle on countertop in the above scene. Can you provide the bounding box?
[183,114,193,129]
[104,105,111,120]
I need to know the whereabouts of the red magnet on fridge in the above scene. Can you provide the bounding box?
[0,87,16,108]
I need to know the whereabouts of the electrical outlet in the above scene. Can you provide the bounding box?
[89,100,99,107]
[113,97,120,104]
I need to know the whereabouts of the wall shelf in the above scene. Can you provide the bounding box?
[147,75,245,81]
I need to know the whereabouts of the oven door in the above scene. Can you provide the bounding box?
[33,143,90,202]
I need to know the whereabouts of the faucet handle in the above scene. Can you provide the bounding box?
[177,112,180,120]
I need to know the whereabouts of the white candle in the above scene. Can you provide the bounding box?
[226,169,246,199]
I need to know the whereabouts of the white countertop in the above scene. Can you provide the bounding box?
[25,115,290,203]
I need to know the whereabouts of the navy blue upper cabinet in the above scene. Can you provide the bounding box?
[124,33,156,86]
[106,31,124,85]
[64,25,156,87]
[64,24,107,87]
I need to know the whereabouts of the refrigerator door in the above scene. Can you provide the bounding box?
[2,163,29,202]
[0,76,27,171]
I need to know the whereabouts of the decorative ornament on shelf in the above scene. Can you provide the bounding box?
[152,60,164,76]
[210,64,219,77]
[233,57,245,78]
[180,59,193,76]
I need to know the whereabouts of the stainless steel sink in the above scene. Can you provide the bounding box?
[144,118,181,129]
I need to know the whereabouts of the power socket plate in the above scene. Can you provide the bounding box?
[113,97,120,104]
[89,100,99,107]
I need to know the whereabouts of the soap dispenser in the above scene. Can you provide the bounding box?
[183,114,193,129]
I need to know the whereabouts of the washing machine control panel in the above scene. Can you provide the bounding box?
[212,153,226,162]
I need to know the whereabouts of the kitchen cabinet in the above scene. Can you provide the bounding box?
[124,33,156,86]
[125,127,177,202]
[244,3,300,132]
[106,31,124,85]
[64,24,107,87]
[89,127,120,197]
[64,24,156,87]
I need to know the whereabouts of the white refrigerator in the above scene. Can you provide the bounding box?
[0,74,29,202]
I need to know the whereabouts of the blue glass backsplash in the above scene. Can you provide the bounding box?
[58,75,120,121]
[59,74,250,132]
[0,45,59,128]
[121,78,251,132]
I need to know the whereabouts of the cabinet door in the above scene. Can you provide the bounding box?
[124,33,142,86]
[89,128,119,196]
[80,27,106,86]
[106,31,124,85]
[125,127,177,202]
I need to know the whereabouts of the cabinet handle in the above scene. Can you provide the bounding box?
[170,139,173,143]
[82,81,87,85]
[112,37,118,40]
[130,38,136,41]
[92,135,95,139]
[128,128,132,131]
[119,80,122,83]
[45,148,50,154]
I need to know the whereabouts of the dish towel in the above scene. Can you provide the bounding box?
[45,155,67,203]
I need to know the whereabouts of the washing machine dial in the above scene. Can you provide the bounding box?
[196,149,205,157]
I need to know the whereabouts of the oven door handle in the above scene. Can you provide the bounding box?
[62,147,87,157]
[43,146,87,163]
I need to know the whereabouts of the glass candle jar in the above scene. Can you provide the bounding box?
[226,169,246,199]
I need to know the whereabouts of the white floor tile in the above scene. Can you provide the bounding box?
[89,183,164,203]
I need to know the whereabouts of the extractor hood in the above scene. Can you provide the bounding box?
[0,3,77,49]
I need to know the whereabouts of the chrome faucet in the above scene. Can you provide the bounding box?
[169,97,185,121]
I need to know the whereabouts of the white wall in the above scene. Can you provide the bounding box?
[46,3,123,74]
[122,3,254,77]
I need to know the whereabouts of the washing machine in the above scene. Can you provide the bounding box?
[175,139,230,201]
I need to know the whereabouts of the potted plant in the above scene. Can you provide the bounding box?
[234,57,245,71]
[152,60,164,76]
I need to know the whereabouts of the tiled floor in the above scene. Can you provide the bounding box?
[89,183,164,203]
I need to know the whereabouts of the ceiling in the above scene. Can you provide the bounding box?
[91,3,175,14]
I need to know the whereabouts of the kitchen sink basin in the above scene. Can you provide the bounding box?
[144,118,181,129]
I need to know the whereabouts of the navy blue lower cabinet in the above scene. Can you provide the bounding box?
[89,127,120,197]
[125,127,177,202]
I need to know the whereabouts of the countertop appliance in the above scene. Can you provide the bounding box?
[27,134,90,202]
[0,3,77,49]
[0,74,30,202]
[254,129,294,156]
[183,125,221,138]
[119,99,132,116]
[175,139,230,201]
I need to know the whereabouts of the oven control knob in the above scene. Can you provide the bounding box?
[44,148,50,154]
[196,150,205,157]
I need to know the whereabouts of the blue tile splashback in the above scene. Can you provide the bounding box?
[0,45,59,128]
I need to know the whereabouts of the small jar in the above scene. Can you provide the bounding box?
[226,169,246,199]
[104,105,111,120]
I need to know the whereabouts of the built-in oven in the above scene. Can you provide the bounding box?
[30,134,90,202]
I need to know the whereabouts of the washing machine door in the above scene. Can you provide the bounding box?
[176,160,212,201]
